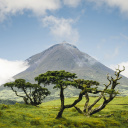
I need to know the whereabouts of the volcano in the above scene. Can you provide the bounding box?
[13,42,128,96]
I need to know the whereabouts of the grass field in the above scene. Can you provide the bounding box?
[0,96,128,128]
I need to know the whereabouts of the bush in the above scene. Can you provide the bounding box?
[1,104,9,110]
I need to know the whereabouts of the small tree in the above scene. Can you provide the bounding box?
[4,79,50,106]
[74,66,125,116]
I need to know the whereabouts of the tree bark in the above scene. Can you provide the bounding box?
[65,89,85,108]
[87,95,102,112]
[88,95,115,116]
[56,88,86,118]
[10,87,30,104]
[89,100,109,115]
[22,87,33,104]
[56,85,65,119]
[11,87,24,98]
[74,106,83,114]
[56,107,65,119]
[83,93,89,112]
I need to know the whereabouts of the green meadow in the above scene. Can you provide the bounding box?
[0,96,128,128]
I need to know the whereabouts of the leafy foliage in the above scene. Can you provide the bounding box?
[74,79,100,93]
[35,70,77,88]
[35,70,78,118]
[4,79,50,105]
[35,70,100,118]
[3,66,125,119]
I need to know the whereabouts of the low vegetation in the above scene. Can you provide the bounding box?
[1,66,128,127]
[0,97,128,128]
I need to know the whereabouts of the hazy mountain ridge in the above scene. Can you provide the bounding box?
[14,43,128,87]
[0,42,127,100]
[14,43,101,81]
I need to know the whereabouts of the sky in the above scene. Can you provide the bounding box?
[0,0,128,85]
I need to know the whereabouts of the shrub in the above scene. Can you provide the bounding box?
[1,104,9,110]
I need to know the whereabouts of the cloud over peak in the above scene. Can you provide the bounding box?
[42,15,79,44]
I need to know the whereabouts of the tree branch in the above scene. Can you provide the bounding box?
[11,87,25,98]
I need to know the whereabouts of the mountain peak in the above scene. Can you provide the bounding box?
[59,42,78,50]
[14,42,128,96]
[60,41,68,44]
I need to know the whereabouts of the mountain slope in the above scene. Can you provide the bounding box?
[12,42,128,97]
[14,43,127,84]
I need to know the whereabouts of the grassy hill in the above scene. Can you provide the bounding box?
[0,97,128,128]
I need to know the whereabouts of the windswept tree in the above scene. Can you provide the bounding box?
[74,66,125,116]
[4,79,50,106]
[35,70,77,118]
[74,79,100,113]
[35,70,99,118]
[35,67,124,118]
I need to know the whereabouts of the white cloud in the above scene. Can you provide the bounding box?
[110,62,128,78]
[42,15,79,44]
[0,58,29,85]
[0,0,79,43]
[0,0,60,21]
[63,0,81,7]
[86,0,128,15]
[1,0,128,22]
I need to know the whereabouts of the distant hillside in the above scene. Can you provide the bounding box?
[13,42,128,96]
[14,42,128,83]
[0,42,128,100]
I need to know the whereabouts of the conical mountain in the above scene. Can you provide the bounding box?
[1,42,128,102]
[14,42,128,91]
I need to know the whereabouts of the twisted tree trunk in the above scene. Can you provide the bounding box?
[56,88,86,118]
[83,93,89,112]
[56,86,65,119]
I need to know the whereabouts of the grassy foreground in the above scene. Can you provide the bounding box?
[0,97,128,128]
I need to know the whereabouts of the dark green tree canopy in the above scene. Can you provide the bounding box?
[3,66,124,119]
[35,70,77,89]
[4,79,50,105]
[35,70,101,118]
[74,79,100,93]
